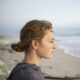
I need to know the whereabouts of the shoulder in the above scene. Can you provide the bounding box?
[14,67,34,80]
[7,63,35,80]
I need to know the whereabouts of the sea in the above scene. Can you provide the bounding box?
[56,36,80,58]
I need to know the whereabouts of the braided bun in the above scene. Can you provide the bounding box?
[11,42,24,52]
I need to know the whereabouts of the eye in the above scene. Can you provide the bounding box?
[50,40,53,43]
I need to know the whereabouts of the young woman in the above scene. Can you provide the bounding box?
[7,20,56,80]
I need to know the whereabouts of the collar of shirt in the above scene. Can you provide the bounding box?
[18,62,41,71]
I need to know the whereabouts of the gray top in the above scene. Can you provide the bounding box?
[7,63,45,80]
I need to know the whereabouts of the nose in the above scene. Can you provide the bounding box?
[52,42,56,49]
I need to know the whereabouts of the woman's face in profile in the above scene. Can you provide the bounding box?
[36,30,56,59]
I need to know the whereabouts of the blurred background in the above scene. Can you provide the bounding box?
[0,0,80,80]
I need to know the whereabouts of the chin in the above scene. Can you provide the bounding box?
[44,54,53,59]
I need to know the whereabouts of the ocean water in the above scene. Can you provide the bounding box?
[56,36,80,58]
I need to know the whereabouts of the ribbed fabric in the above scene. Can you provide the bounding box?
[7,63,45,80]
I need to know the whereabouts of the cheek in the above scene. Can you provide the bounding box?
[36,46,46,58]
[42,43,54,58]
[36,43,53,58]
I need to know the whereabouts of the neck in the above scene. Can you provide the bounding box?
[23,51,41,66]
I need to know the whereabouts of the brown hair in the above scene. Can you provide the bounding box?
[11,20,52,52]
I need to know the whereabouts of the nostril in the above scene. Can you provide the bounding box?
[53,45,56,49]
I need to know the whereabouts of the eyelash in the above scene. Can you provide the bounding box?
[50,41,53,43]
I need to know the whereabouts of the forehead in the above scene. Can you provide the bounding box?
[43,30,54,39]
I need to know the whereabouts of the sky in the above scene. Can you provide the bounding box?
[0,0,80,27]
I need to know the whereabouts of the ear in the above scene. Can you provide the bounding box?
[31,40,39,50]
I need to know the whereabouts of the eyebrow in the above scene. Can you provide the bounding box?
[52,38,55,40]
[50,30,54,33]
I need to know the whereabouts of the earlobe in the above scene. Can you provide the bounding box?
[32,40,38,49]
